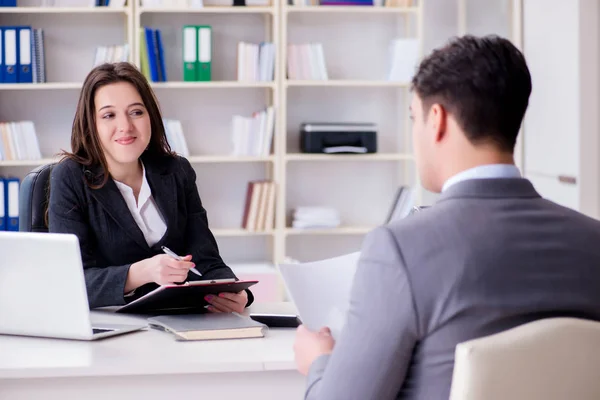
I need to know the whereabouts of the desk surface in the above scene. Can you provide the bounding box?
[0,302,299,380]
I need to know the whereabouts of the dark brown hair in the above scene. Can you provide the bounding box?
[411,35,532,152]
[61,62,174,188]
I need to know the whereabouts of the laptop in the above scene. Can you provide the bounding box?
[0,231,146,340]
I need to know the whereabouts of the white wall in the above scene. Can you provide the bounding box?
[522,0,600,218]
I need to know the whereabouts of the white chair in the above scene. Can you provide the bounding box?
[449,318,600,400]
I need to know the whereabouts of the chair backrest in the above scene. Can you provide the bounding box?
[449,317,600,400]
[18,163,55,233]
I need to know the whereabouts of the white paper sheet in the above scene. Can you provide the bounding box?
[278,252,361,339]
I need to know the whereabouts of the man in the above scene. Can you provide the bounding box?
[293,34,600,399]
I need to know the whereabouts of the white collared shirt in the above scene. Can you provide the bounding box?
[442,164,522,192]
[114,164,167,247]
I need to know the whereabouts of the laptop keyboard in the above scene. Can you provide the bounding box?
[93,328,115,334]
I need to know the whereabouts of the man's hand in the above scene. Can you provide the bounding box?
[294,325,336,376]
[205,290,248,314]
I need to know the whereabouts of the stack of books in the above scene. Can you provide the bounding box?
[231,106,275,157]
[292,207,340,229]
[287,43,328,80]
[0,121,42,162]
[237,42,275,82]
[0,27,46,84]
[93,45,130,67]
[140,27,167,83]
[241,180,277,232]
[163,119,189,157]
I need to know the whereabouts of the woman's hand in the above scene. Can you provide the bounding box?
[204,290,248,314]
[126,254,195,292]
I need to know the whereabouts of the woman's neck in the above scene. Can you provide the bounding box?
[110,160,143,190]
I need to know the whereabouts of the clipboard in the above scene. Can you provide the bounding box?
[116,279,258,314]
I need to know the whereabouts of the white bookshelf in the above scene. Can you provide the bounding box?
[0,0,519,301]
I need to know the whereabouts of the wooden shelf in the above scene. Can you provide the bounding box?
[187,155,275,163]
[0,158,57,167]
[0,7,129,14]
[284,5,418,14]
[151,81,276,89]
[285,227,375,236]
[0,82,81,90]
[285,80,409,88]
[212,229,275,237]
[138,6,274,14]
[285,153,413,162]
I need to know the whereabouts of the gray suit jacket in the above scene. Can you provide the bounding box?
[306,178,600,400]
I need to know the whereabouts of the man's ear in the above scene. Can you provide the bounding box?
[428,103,447,143]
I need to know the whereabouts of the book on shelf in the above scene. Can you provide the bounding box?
[242,180,276,232]
[287,43,328,81]
[183,25,212,82]
[0,26,46,84]
[163,119,189,157]
[140,27,167,83]
[93,44,130,67]
[237,42,275,82]
[231,106,275,157]
[142,0,204,6]
[0,121,42,162]
[387,38,419,82]
[287,0,413,6]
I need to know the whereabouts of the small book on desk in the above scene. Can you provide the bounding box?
[116,279,258,314]
[148,313,268,341]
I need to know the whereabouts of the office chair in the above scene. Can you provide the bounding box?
[18,163,56,233]
[449,317,600,400]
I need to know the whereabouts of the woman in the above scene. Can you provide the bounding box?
[48,62,252,312]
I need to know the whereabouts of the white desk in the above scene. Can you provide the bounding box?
[0,303,306,400]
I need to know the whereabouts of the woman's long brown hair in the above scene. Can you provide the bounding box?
[62,62,174,188]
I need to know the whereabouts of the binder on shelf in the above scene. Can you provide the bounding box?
[3,27,17,84]
[3,0,17,5]
[144,27,160,82]
[155,30,167,82]
[197,26,212,82]
[5,177,18,232]
[182,25,197,82]
[0,27,4,83]
[0,177,5,231]
[139,28,150,80]
[18,27,33,84]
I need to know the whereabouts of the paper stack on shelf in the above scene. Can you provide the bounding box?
[237,42,275,82]
[0,122,43,162]
[231,106,275,157]
[163,119,189,157]
[93,44,130,67]
[287,43,328,80]
[387,38,420,82]
[292,207,340,229]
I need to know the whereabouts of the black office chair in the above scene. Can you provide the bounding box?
[19,163,56,233]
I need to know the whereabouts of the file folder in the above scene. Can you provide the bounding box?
[3,27,17,84]
[144,27,159,83]
[4,0,18,6]
[18,27,33,83]
[0,27,4,83]
[197,26,212,82]
[0,177,5,231]
[5,177,18,231]
[155,29,167,82]
[182,25,197,82]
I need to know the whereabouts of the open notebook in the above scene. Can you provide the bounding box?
[148,313,268,341]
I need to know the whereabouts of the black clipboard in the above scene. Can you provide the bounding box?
[116,279,258,314]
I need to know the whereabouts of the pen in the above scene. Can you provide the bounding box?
[161,246,202,277]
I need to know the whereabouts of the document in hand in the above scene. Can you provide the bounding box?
[278,252,361,339]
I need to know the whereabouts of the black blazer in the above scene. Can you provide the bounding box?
[48,154,253,309]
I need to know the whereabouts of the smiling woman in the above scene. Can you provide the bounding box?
[47,62,252,312]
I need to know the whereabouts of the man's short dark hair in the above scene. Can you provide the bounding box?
[411,35,532,152]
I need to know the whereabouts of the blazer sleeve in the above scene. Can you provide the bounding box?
[179,158,254,306]
[304,226,419,400]
[48,163,132,309]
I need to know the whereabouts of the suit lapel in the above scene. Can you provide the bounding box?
[145,160,177,244]
[89,176,149,251]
